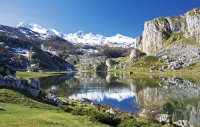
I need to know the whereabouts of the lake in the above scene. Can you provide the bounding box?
[39,72,200,127]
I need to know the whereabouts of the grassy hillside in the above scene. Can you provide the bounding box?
[16,71,67,79]
[0,88,163,127]
[0,89,109,127]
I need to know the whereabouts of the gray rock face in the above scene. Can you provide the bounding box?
[129,48,145,60]
[173,120,193,127]
[142,8,200,55]
[76,56,107,72]
[156,114,171,123]
[0,75,40,97]
[105,59,118,68]
[157,44,200,69]
[45,93,68,105]
[28,79,40,89]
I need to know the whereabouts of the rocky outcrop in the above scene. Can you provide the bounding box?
[106,59,118,68]
[76,56,107,72]
[0,75,40,97]
[173,120,193,127]
[156,44,200,69]
[156,114,171,123]
[129,48,146,60]
[142,8,200,55]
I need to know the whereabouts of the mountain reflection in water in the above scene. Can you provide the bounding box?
[39,72,200,127]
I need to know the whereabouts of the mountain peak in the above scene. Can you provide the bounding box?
[17,22,63,37]
[16,22,137,48]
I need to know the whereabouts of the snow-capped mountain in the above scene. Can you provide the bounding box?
[64,31,137,48]
[17,22,63,38]
[17,22,137,48]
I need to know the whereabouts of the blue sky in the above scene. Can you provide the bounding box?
[0,0,199,37]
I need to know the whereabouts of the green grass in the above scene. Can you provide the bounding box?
[0,89,109,127]
[124,56,166,72]
[0,103,108,127]
[110,54,200,84]
[0,88,57,110]
[0,88,162,127]
[162,32,199,48]
[16,71,67,79]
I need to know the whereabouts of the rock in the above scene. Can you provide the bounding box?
[162,55,169,60]
[106,59,118,68]
[142,8,200,55]
[26,87,40,97]
[155,114,171,123]
[28,79,40,89]
[173,120,193,127]
[0,107,5,111]
[80,98,93,104]
[77,56,107,72]
[129,48,145,60]
[139,109,150,117]
[106,108,116,115]
[45,93,68,105]
[56,100,69,105]
[0,76,5,86]
[149,66,157,72]
[162,65,168,69]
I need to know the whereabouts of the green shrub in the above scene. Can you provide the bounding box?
[91,111,120,126]
[59,105,73,112]
[0,65,7,76]
[118,119,161,127]
[71,107,90,116]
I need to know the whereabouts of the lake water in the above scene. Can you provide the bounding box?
[39,72,200,127]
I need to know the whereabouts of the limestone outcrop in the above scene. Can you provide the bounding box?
[142,8,200,55]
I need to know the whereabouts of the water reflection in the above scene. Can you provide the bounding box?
[39,72,200,127]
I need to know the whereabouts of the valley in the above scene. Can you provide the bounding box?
[0,7,200,127]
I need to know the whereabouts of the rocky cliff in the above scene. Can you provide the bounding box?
[142,8,200,55]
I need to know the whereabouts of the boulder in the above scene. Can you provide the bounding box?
[28,79,40,89]
[45,93,68,105]
[155,114,171,123]
[26,87,40,97]
[149,66,157,72]
[80,98,93,104]
[173,120,193,127]
[162,65,168,69]
[129,48,145,60]
[0,75,5,86]
[105,59,118,68]
[106,108,117,115]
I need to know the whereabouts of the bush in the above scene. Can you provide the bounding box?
[71,107,91,116]
[59,105,73,112]
[0,65,7,76]
[91,111,121,126]
[118,119,161,127]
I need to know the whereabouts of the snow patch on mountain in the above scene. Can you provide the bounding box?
[64,31,137,48]
[17,22,137,48]
[17,22,63,38]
